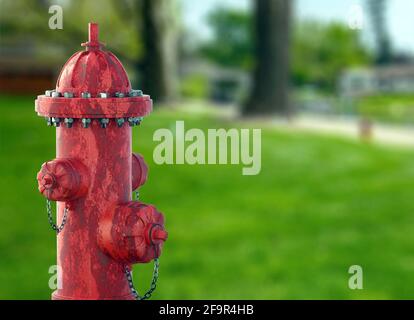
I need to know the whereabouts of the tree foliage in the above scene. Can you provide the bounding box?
[201,8,372,91]
[293,20,372,90]
[0,0,142,64]
[200,8,253,70]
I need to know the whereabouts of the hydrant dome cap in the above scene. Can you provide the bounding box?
[35,22,153,119]
[56,23,131,97]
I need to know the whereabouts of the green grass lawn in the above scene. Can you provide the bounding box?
[1,94,414,299]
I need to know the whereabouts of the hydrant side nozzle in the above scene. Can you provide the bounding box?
[37,158,89,201]
[131,153,148,191]
[98,202,167,264]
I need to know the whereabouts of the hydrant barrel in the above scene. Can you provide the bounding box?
[35,23,167,300]
[54,122,133,299]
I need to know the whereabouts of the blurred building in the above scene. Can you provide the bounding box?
[0,42,62,95]
[180,58,249,103]
[340,65,414,97]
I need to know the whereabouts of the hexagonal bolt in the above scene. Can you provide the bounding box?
[63,92,74,98]
[45,90,55,97]
[52,117,61,127]
[98,92,109,98]
[127,117,136,127]
[128,117,143,127]
[81,118,92,128]
[64,118,74,128]
[116,118,125,128]
[45,117,53,126]
[115,92,125,98]
[129,90,143,97]
[99,118,110,128]
[51,91,61,98]
[81,92,91,98]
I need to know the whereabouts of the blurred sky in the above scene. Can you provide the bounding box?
[182,0,414,53]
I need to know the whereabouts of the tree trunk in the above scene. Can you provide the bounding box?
[367,0,392,65]
[140,0,178,103]
[243,0,292,116]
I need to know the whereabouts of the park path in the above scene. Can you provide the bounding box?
[272,115,414,148]
[176,102,414,149]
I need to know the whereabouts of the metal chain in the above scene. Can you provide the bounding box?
[46,199,68,234]
[124,257,160,300]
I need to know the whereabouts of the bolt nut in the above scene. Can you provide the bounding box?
[100,118,110,128]
[115,92,125,98]
[51,91,61,98]
[98,92,109,98]
[64,118,74,128]
[45,117,53,126]
[45,90,55,97]
[52,117,61,127]
[81,118,92,128]
[81,92,91,98]
[129,90,143,97]
[129,117,142,126]
[63,92,74,98]
[116,118,125,127]
[128,117,136,127]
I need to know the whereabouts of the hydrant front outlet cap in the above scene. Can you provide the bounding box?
[98,202,167,264]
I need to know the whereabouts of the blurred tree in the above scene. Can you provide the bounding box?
[202,9,370,95]
[293,21,371,90]
[140,0,179,103]
[201,8,253,70]
[0,0,141,63]
[0,0,179,103]
[243,0,292,116]
[367,0,392,65]
[243,0,292,115]
[113,0,179,102]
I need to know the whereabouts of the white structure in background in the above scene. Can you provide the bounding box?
[339,65,414,97]
[348,4,364,30]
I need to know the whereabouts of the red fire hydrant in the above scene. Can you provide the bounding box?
[35,23,167,300]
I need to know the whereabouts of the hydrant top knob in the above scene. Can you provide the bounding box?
[81,22,105,50]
